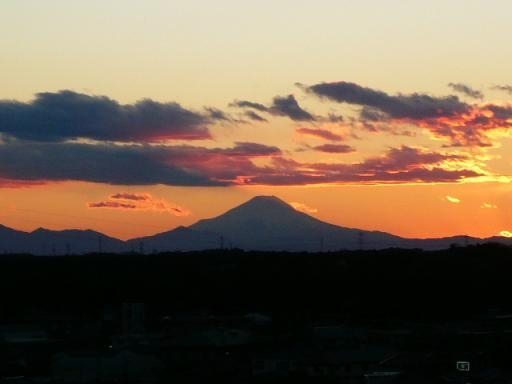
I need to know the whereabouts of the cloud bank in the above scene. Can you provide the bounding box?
[0,90,212,142]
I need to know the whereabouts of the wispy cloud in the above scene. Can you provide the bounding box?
[296,128,344,141]
[270,95,315,121]
[311,144,355,153]
[492,84,512,95]
[448,83,483,99]
[289,201,318,214]
[230,95,315,122]
[445,195,461,204]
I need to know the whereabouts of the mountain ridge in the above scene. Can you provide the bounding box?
[0,195,509,254]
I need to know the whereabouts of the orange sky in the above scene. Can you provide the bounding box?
[0,180,510,241]
[1,1,512,240]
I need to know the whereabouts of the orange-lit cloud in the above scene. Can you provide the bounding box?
[88,193,190,216]
[481,202,498,209]
[2,82,510,189]
[410,105,512,147]
[289,201,318,214]
[305,81,512,147]
[244,146,482,185]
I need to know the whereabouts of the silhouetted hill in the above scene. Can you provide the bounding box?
[28,228,125,254]
[0,225,125,255]
[1,196,510,254]
[127,226,220,252]
[0,224,29,254]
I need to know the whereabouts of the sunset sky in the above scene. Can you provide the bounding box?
[1,0,512,240]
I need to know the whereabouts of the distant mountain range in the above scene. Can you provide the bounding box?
[1,196,510,255]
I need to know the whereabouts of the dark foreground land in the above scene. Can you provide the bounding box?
[0,243,512,383]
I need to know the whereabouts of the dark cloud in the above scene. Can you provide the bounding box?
[492,84,512,95]
[230,96,315,122]
[484,104,512,119]
[229,100,269,112]
[270,95,315,121]
[0,178,46,188]
[244,110,268,122]
[88,201,137,209]
[357,145,467,171]
[0,141,282,187]
[312,144,355,153]
[249,167,479,186]
[306,81,512,147]
[0,142,223,186]
[360,106,388,122]
[296,128,344,141]
[0,139,478,187]
[248,146,481,185]
[110,193,150,201]
[0,90,212,142]
[448,83,483,99]
[218,142,281,157]
[204,107,232,121]
[326,113,344,123]
[307,81,469,119]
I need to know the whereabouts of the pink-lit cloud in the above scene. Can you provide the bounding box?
[242,146,482,185]
[88,193,190,216]
[305,81,512,147]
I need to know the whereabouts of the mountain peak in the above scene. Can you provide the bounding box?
[250,195,283,202]
[31,227,50,234]
[243,195,293,209]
